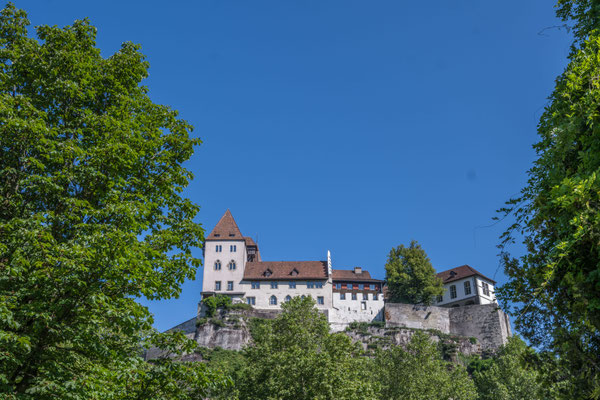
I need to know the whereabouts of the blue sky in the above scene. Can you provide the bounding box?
[18,0,572,331]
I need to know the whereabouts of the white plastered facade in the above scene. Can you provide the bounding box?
[202,239,247,300]
[240,280,332,310]
[435,276,496,307]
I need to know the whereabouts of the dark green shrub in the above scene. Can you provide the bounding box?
[210,318,227,328]
[230,302,252,311]
[202,295,233,317]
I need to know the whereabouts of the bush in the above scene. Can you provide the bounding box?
[230,302,252,311]
[196,317,208,327]
[202,295,233,317]
[469,337,478,344]
[369,321,386,329]
[210,318,227,328]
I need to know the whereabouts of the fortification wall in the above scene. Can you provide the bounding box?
[328,307,384,332]
[384,303,511,351]
[449,303,512,351]
[384,303,451,332]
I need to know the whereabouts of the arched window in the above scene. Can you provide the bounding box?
[214,260,221,270]
[285,295,292,303]
[270,295,278,305]
[229,261,236,270]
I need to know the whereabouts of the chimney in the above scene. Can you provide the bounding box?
[354,266,362,274]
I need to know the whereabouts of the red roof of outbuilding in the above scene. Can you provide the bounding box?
[332,269,383,282]
[436,265,496,284]
[243,261,328,280]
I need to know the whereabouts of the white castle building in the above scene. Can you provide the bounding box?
[201,210,496,325]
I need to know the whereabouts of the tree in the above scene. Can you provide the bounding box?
[496,1,600,397]
[376,331,477,400]
[236,296,378,400]
[473,337,546,400]
[385,240,444,305]
[0,4,221,398]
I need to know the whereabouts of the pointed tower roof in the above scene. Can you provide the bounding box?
[206,210,244,241]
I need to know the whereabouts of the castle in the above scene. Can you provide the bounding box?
[200,210,508,339]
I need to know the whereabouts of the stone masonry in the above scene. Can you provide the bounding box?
[384,302,511,351]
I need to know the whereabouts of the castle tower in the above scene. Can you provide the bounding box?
[201,210,247,301]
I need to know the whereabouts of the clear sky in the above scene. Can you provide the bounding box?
[17,0,572,331]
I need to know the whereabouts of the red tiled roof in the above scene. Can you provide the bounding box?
[332,269,383,282]
[206,210,244,241]
[437,265,496,284]
[243,261,328,280]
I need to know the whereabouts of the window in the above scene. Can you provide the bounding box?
[214,260,221,270]
[464,281,472,295]
[373,293,378,301]
[361,302,367,310]
[246,297,255,305]
[289,281,296,289]
[370,284,375,290]
[346,283,353,290]
[230,244,236,252]
[315,282,323,289]
[482,282,490,296]
[227,281,233,291]
[269,295,277,305]
[228,261,236,270]
[271,281,278,289]
[307,282,315,289]
[285,295,292,302]
[358,284,364,290]
[336,283,341,289]
[352,293,357,300]
[215,281,221,291]
[251,282,260,289]
[340,293,346,300]
[450,285,457,299]
[363,293,368,300]
[317,296,324,305]
[215,245,222,252]
[437,295,443,303]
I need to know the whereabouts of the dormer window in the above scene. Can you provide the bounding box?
[290,268,299,276]
[450,271,457,277]
[214,234,220,237]
[229,233,235,237]
[263,269,272,277]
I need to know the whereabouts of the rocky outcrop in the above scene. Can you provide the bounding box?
[343,323,481,359]
[147,303,510,360]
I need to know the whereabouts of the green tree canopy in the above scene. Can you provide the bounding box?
[473,337,547,400]
[376,331,476,400]
[0,3,221,398]
[384,240,444,305]
[237,296,378,400]
[497,1,600,397]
